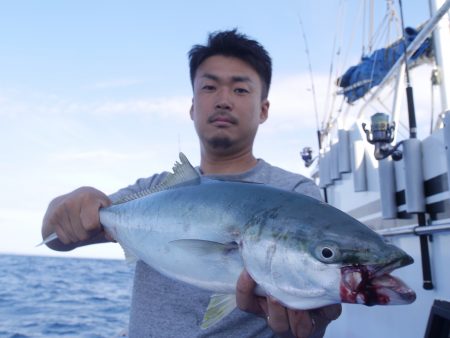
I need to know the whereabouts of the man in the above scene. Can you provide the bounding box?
[42,29,341,338]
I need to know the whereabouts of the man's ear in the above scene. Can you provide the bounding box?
[259,99,269,124]
[189,99,194,120]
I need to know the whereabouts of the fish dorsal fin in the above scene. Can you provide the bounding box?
[113,152,200,205]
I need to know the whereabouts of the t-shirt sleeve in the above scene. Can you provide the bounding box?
[292,178,323,201]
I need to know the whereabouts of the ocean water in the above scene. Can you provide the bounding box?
[0,254,133,338]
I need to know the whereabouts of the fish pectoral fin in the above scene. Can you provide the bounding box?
[201,294,236,330]
[169,239,239,256]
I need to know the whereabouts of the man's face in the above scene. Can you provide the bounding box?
[190,55,269,156]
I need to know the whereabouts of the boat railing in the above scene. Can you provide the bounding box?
[377,222,450,237]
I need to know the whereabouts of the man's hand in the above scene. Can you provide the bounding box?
[236,270,342,338]
[42,186,112,250]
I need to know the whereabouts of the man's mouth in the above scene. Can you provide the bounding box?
[214,117,233,123]
[208,112,238,126]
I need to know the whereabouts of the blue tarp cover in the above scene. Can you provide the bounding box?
[337,27,431,103]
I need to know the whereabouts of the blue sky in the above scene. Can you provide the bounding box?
[0,1,431,259]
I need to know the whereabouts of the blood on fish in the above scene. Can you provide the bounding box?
[340,265,391,306]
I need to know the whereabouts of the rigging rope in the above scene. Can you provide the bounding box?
[322,0,346,132]
[296,12,320,135]
[323,0,364,135]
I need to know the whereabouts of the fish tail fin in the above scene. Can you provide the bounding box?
[36,232,58,247]
[201,294,236,330]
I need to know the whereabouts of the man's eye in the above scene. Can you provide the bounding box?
[202,85,215,91]
[234,88,249,94]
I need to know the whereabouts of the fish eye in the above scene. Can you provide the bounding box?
[314,242,340,263]
[321,247,334,259]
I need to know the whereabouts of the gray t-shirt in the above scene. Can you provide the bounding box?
[110,159,321,338]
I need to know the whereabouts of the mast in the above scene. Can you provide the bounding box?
[357,0,450,119]
[430,0,450,113]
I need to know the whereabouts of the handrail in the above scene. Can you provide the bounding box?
[377,223,450,237]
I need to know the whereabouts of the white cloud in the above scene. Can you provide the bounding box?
[50,150,143,162]
[267,73,330,131]
[0,89,191,120]
[84,78,144,90]
[1,73,331,123]
[91,96,191,118]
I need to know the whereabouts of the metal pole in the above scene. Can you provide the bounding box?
[317,130,329,203]
[378,223,450,236]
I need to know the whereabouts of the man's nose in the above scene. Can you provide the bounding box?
[215,89,232,110]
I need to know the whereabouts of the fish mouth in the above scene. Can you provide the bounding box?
[340,256,416,306]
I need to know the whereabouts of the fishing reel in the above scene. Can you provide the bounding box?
[362,112,403,161]
[300,147,317,167]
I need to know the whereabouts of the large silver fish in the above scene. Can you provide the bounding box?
[43,153,416,328]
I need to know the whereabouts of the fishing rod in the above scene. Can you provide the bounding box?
[398,0,433,290]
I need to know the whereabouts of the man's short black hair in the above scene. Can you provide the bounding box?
[188,29,272,99]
